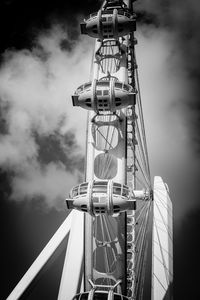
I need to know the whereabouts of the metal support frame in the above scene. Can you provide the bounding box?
[6,211,82,300]
[58,211,84,300]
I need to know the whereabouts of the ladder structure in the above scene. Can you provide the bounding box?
[6,1,173,299]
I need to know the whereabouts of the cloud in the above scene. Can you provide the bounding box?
[11,161,80,210]
[135,24,200,220]
[135,0,200,152]
[0,24,92,208]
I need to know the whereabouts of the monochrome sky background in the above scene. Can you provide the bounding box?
[0,0,200,299]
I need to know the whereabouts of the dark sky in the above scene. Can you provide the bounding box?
[1,0,200,299]
[0,1,95,299]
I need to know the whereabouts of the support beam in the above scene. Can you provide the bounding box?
[57,211,84,300]
[6,211,74,300]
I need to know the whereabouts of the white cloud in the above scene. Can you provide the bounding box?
[11,161,80,210]
[0,24,92,208]
[136,26,200,220]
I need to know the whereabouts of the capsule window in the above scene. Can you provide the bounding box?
[97,99,109,110]
[113,205,120,213]
[93,197,99,203]
[103,23,112,28]
[115,82,123,89]
[79,186,87,195]
[93,182,108,188]
[112,296,122,300]
[122,187,129,197]
[128,85,134,92]
[96,90,102,95]
[118,9,127,16]
[85,98,91,107]
[123,84,130,91]
[123,184,129,189]
[113,186,121,195]
[94,292,111,299]
[105,24,112,29]
[94,181,108,186]
[81,205,87,212]
[104,29,112,33]
[115,98,121,106]
[94,206,105,210]
[80,182,88,188]
[72,187,78,197]
[84,83,91,90]
[95,207,106,213]
[77,85,83,93]
[97,81,109,87]
[103,90,109,95]
[93,185,107,193]
[113,183,121,187]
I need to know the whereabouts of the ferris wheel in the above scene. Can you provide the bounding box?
[7,1,173,300]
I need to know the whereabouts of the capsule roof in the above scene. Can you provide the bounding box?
[72,291,129,300]
[84,9,133,22]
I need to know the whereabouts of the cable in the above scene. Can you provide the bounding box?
[134,51,151,184]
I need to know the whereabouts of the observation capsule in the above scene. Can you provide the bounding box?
[72,291,129,300]
[73,279,129,300]
[66,180,138,216]
[71,79,136,113]
[80,8,136,39]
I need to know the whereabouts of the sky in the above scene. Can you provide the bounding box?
[0,0,200,299]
